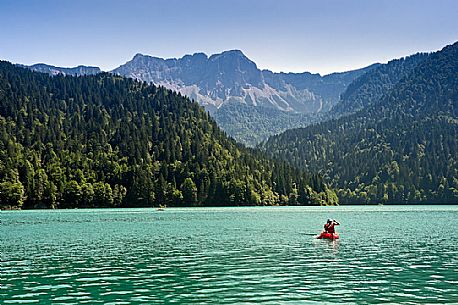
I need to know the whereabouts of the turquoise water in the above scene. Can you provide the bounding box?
[2,206,458,304]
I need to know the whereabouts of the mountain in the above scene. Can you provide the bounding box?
[112,50,376,145]
[0,61,337,209]
[330,53,429,117]
[269,63,380,111]
[261,42,458,204]
[27,63,101,76]
[112,50,376,113]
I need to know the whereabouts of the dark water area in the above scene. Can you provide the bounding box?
[2,206,458,304]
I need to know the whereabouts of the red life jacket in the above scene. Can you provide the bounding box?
[325,223,335,233]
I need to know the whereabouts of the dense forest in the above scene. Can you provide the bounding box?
[330,53,429,117]
[213,103,322,146]
[262,42,458,204]
[0,62,337,209]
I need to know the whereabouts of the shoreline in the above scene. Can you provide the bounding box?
[3,202,458,211]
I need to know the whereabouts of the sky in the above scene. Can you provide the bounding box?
[1,0,457,75]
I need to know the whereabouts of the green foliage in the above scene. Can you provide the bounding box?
[331,53,429,116]
[262,42,458,204]
[0,179,25,208]
[213,103,319,147]
[181,178,197,205]
[0,62,334,209]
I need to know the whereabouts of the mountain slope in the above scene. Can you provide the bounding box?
[213,103,322,146]
[262,42,458,204]
[272,63,381,112]
[0,61,337,209]
[112,50,376,145]
[330,53,429,116]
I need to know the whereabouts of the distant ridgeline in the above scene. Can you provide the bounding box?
[20,53,378,147]
[262,42,458,204]
[0,62,337,209]
[112,50,377,146]
[25,63,102,76]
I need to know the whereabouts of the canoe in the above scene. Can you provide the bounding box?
[316,232,339,240]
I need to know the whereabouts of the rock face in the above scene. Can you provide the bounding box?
[112,50,376,114]
[27,64,101,76]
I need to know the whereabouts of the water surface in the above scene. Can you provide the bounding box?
[2,206,458,304]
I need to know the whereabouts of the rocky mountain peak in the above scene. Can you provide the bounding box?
[111,50,376,115]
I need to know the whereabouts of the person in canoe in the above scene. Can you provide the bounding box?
[317,219,340,239]
[324,219,339,234]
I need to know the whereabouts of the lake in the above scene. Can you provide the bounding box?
[2,206,458,304]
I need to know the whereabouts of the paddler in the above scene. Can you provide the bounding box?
[324,219,340,234]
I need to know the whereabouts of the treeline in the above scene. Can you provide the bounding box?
[262,42,458,204]
[0,62,337,209]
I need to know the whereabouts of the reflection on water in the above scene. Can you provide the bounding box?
[312,238,340,256]
[2,206,458,304]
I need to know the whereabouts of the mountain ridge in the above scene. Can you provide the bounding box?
[112,50,377,114]
[261,42,458,204]
[110,50,377,145]
[27,63,101,76]
[19,51,393,146]
[330,52,430,117]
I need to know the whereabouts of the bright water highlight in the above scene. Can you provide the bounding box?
[2,206,458,304]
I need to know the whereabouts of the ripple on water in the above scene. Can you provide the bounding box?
[2,206,458,304]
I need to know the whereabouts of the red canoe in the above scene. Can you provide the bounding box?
[316,232,339,240]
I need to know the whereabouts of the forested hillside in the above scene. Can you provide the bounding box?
[0,62,337,209]
[262,42,458,204]
[213,103,323,146]
[330,53,429,116]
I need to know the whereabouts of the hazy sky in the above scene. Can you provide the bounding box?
[1,0,457,75]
